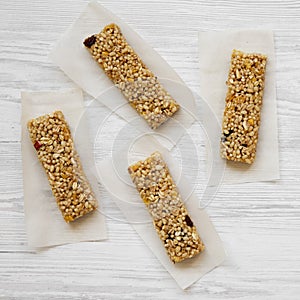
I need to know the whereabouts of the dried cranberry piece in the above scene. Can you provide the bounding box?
[185,215,194,227]
[34,140,42,150]
[83,35,96,48]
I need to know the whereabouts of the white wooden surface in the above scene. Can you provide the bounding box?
[1,0,300,298]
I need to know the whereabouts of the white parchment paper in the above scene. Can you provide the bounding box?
[21,89,107,248]
[96,136,225,289]
[198,30,280,184]
[49,1,196,148]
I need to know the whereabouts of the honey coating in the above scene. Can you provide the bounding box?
[221,49,267,164]
[27,111,98,222]
[128,152,205,263]
[84,23,180,129]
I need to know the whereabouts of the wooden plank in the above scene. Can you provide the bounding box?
[0,0,300,298]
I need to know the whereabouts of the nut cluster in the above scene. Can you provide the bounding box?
[221,49,267,164]
[27,111,98,223]
[128,152,205,263]
[84,23,180,129]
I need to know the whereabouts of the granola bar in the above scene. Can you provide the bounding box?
[221,49,267,164]
[128,152,205,263]
[27,111,98,223]
[83,23,180,130]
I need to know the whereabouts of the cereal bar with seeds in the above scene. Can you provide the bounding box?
[220,49,267,164]
[128,152,204,263]
[83,23,180,130]
[27,111,98,223]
